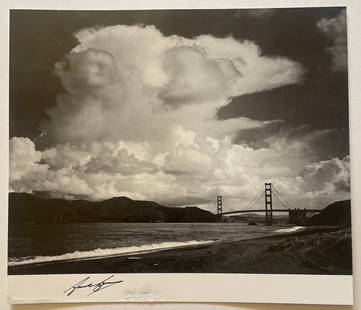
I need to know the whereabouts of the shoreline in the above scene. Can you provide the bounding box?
[8,240,220,268]
[8,225,308,268]
[8,226,351,275]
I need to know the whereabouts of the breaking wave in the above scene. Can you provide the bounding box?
[274,226,305,233]
[9,240,216,266]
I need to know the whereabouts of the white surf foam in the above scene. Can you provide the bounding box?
[9,240,216,266]
[274,226,305,233]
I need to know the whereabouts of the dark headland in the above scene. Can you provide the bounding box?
[8,192,218,224]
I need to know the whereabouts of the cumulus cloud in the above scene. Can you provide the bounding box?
[9,138,92,196]
[317,9,347,71]
[159,46,238,106]
[10,137,43,182]
[41,24,303,145]
[54,49,117,92]
[297,155,350,193]
[85,147,157,175]
[9,24,349,211]
[10,125,344,210]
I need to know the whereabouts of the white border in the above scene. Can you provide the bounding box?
[8,274,353,305]
[1,0,360,306]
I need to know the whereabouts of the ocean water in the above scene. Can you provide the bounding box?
[8,222,296,266]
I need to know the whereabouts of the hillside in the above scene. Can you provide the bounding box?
[307,200,351,227]
[8,193,219,224]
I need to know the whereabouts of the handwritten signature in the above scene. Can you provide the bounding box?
[64,275,123,296]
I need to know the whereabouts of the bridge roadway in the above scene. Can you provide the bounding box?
[220,209,322,216]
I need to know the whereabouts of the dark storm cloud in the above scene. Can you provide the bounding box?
[218,69,349,159]
[234,122,348,161]
[218,72,348,129]
[234,122,283,149]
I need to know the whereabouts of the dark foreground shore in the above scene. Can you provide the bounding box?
[9,227,352,275]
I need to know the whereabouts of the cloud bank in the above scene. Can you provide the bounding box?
[9,24,350,210]
[318,9,347,72]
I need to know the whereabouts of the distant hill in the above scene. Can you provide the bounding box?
[228,213,288,224]
[307,200,351,227]
[8,193,219,224]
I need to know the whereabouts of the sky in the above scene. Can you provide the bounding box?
[9,7,350,211]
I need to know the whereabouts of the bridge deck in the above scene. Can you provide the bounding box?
[221,209,322,215]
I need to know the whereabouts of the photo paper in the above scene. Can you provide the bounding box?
[4,0,355,305]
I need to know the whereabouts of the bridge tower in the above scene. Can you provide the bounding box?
[217,195,223,215]
[265,183,273,225]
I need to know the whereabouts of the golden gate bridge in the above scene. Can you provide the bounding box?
[216,183,321,225]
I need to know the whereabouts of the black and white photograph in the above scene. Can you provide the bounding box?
[8,6,352,278]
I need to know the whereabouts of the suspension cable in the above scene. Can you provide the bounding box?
[241,186,264,211]
[273,192,292,209]
[272,185,295,209]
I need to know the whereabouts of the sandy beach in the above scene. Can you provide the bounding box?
[8,226,352,275]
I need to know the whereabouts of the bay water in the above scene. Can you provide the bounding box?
[8,222,295,266]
